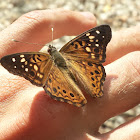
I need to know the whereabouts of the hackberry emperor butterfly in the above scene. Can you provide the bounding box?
[0,25,112,107]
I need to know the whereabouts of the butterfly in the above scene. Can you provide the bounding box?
[0,25,112,107]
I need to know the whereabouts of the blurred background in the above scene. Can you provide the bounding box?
[0,0,139,133]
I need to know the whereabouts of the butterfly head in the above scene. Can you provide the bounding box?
[48,45,56,55]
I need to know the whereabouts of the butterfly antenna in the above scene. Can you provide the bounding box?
[12,39,45,47]
[51,27,54,46]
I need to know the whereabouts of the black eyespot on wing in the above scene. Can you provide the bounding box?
[91,77,94,81]
[94,48,99,53]
[49,78,52,83]
[88,62,93,66]
[53,87,57,93]
[75,44,78,49]
[90,72,94,75]
[70,93,74,97]
[95,70,100,74]
[30,71,35,77]
[63,90,66,93]
[92,83,95,87]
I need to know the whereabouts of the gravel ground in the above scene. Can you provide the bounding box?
[0,0,140,134]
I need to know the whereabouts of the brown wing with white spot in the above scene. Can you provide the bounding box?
[60,25,111,63]
[43,64,87,107]
[0,52,53,86]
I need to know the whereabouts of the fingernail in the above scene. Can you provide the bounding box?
[80,12,95,20]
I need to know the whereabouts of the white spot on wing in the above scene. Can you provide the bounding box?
[85,47,91,52]
[24,61,28,65]
[95,44,99,47]
[21,65,24,68]
[25,68,28,72]
[34,65,38,71]
[96,30,100,34]
[86,33,90,36]
[89,36,95,39]
[39,74,43,79]
[89,39,94,42]
[12,57,16,62]
[37,73,43,79]
[91,53,95,58]
[20,58,26,62]
[20,55,25,58]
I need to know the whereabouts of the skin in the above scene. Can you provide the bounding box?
[0,9,140,140]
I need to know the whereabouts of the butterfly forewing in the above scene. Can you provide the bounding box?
[0,52,53,86]
[60,25,111,63]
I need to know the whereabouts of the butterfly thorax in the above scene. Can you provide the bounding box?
[48,45,67,68]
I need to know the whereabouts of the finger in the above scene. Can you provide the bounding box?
[101,51,140,123]
[102,115,140,140]
[84,51,140,129]
[105,25,140,65]
[0,9,96,57]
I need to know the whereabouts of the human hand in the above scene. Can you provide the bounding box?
[0,9,140,140]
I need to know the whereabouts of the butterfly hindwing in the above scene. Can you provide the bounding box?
[43,64,87,107]
[60,25,111,63]
[0,52,53,86]
[66,59,105,98]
